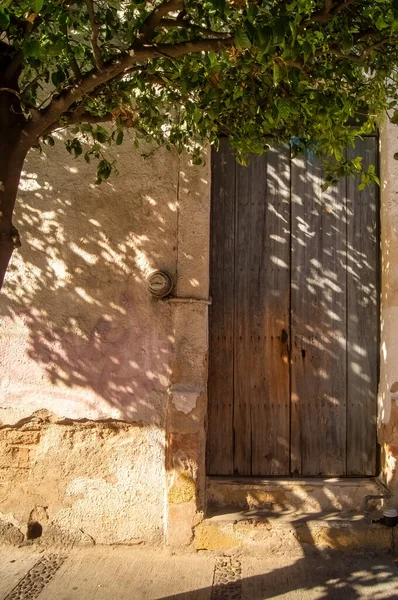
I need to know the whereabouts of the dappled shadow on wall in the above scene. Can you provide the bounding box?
[0,134,186,424]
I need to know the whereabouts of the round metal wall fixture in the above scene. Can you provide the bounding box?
[148,270,173,298]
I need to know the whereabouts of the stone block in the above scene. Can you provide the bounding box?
[194,522,240,551]
[168,472,196,504]
[295,523,393,553]
[167,502,196,547]
[207,477,387,513]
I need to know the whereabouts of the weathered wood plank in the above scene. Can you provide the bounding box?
[233,148,290,476]
[207,138,236,475]
[290,154,347,476]
[346,137,378,475]
[250,146,291,476]
[233,157,255,475]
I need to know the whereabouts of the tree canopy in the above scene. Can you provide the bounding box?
[1,0,398,187]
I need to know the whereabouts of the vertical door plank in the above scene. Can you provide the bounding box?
[291,155,347,476]
[207,139,235,475]
[234,147,291,476]
[346,137,378,475]
[250,146,291,476]
[234,158,255,475]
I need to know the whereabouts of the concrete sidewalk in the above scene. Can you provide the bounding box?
[0,545,397,600]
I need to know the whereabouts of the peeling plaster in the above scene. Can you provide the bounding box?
[170,388,201,415]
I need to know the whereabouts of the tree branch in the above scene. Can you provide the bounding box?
[155,37,234,58]
[85,0,103,69]
[0,87,21,99]
[304,0,356,25]
[325,0,333,13]
[68,112,114,125]
[333,0,356,16]
[277,35,398,70]
[160,18,230,39]
[339,37,398,62]
[22,36,234,146]
[141,0,185,42]
[45,111,115,135]
[60,23,82,80]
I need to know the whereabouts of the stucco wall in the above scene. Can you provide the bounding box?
[0,132,210,545]
[0,134,179,424]
[379,120,398,498]
[3,120,398,548]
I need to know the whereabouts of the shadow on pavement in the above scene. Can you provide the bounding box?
[160,550,398,600]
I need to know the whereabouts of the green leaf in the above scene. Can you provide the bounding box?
[213,0,226,16]
[74,44,86,60]
[0,8,10,29]
[340,30,353,54]
[233,86,243,100]
[66,138,82,158]
[235,29,251,50]
[247,4,258,23]
[33,0,44,12]
[25,39,41,58]
[302,41,312,64]
[95,129,108,143]
[116,130,124,145]
[96,159,113,184]
[273,16,287,45]
[256,26,273,53]
[289,21,297,45]
[376,13,388,29]
[193,107,202,122]
[51,69,66,87]
[273,62,282,86]
[192,154,203,165]
[277,98,291,120]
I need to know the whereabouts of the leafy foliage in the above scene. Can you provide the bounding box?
[1,0,398,185]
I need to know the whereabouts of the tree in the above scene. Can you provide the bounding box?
[0,0,397,289]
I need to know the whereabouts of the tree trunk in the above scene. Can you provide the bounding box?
[0,74,29,291]
[0,146,26,290]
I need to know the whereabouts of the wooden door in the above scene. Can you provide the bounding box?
[207,137,378,477]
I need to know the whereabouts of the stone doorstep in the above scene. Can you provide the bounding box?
[194,510,396,555]
[207,476,389,514]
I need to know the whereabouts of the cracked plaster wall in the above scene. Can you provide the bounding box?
[0,133,211,545]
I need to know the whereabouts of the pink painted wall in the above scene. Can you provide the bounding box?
[0,134,179,426]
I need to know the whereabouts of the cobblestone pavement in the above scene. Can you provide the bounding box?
[211,556,242,600]
[0,546,397,599]
[3,554,66,600]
